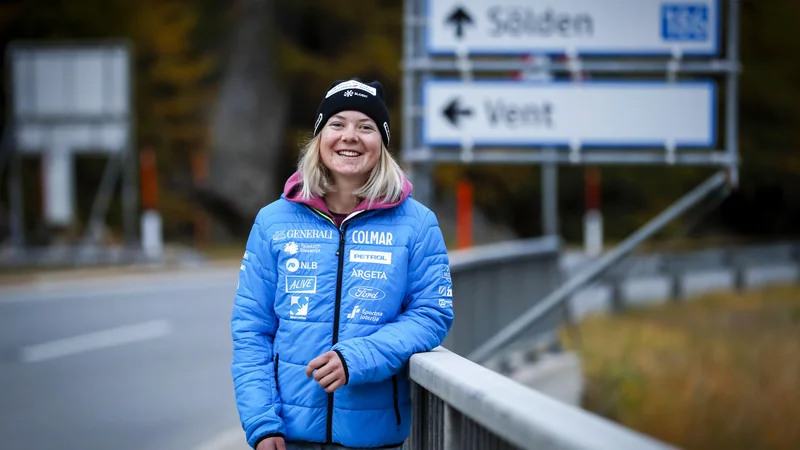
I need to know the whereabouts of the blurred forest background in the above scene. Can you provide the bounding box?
[0,0,798,248]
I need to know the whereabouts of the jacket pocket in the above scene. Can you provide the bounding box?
[274,353,280,394]
[391,375,401,425]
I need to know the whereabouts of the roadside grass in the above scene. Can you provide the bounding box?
[562,284,800,450]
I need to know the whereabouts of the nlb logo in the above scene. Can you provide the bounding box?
[286,258,318,273]
[349,286,386,301]
[438,286,452,298]
[350,250,392,265]
[351,230,394,246]
[285,276,317,294]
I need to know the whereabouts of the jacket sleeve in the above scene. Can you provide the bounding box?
[231,212,285,447]
[333,210,454,386]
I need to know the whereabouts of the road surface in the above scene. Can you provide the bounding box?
[0,265,250,450]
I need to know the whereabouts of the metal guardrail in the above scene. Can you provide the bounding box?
[442,236,563,357]
[469,171,730,363]
[405,347,676,450]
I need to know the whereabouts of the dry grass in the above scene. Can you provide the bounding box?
[562,284,800,450]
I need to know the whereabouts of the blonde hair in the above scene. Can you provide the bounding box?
[296,134,406,206]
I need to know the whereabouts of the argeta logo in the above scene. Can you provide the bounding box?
[286,276,317,294]
[346,305,361,319]
[351,268,387,280]
[286,258,299,273]
[350,250,392,265]
[290,296,310,319]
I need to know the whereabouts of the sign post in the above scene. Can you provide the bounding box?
[402,0,739,247]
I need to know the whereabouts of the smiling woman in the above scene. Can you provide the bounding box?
[230,78,454,450]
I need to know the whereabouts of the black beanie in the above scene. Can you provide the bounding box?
[313,78,391,147]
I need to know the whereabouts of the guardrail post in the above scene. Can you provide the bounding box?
[669,269,685,302]
[609,276,626,313]
[443,404,460,450]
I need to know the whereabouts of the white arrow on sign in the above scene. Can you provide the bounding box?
[423,80,716,148]
[426,0,720,56]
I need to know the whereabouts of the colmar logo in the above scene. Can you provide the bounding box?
[351,230,393,245]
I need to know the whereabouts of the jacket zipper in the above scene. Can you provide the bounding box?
[274,353,280,393]
[302,206,367,444]
[327,223,348,443]
[392,375,401,425]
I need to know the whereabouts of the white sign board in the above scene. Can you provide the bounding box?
[11,46,130,119]
[422,80,716,148]
[426,0,719,56]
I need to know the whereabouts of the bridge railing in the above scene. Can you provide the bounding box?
[404,347,676,450]
[442,235,563,357]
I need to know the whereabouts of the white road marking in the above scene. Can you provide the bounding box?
[0,275,236,305]
[20,319,172,363]
[196,427,248,450]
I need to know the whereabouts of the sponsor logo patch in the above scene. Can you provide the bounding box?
[351,230,394,246]
[351,268,388,280]
[290,296,310,319]
[285,276,317,294]
[345,305,384,323]
[350,250,392,265]
[348,286,386,301]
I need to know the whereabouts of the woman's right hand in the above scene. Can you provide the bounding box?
[256,436,286,450]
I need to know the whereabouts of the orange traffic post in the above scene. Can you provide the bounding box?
[139,146,163,259]
[139,146,159,211]
[456,178,473,249]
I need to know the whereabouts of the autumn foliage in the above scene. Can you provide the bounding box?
[563,285,800,450]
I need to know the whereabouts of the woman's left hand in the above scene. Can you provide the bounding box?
[306,351,347,393]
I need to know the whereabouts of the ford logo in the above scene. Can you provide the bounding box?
[349,286,386,301]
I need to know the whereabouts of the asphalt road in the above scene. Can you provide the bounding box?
[0,266,250,450]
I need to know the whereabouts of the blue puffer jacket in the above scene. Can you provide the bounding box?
[231,173,454,448]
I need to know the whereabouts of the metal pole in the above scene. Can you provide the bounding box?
[541,149,558,236]
[121,45,138,248]
[82,156,122,246]
[725,0,741,187]
[468,170,730,363]
[8,148,24,248]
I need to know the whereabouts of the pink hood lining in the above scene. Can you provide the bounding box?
[282,171,413,217]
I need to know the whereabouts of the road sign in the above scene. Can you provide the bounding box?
[422,80,716,148]
[426,0,720,56]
